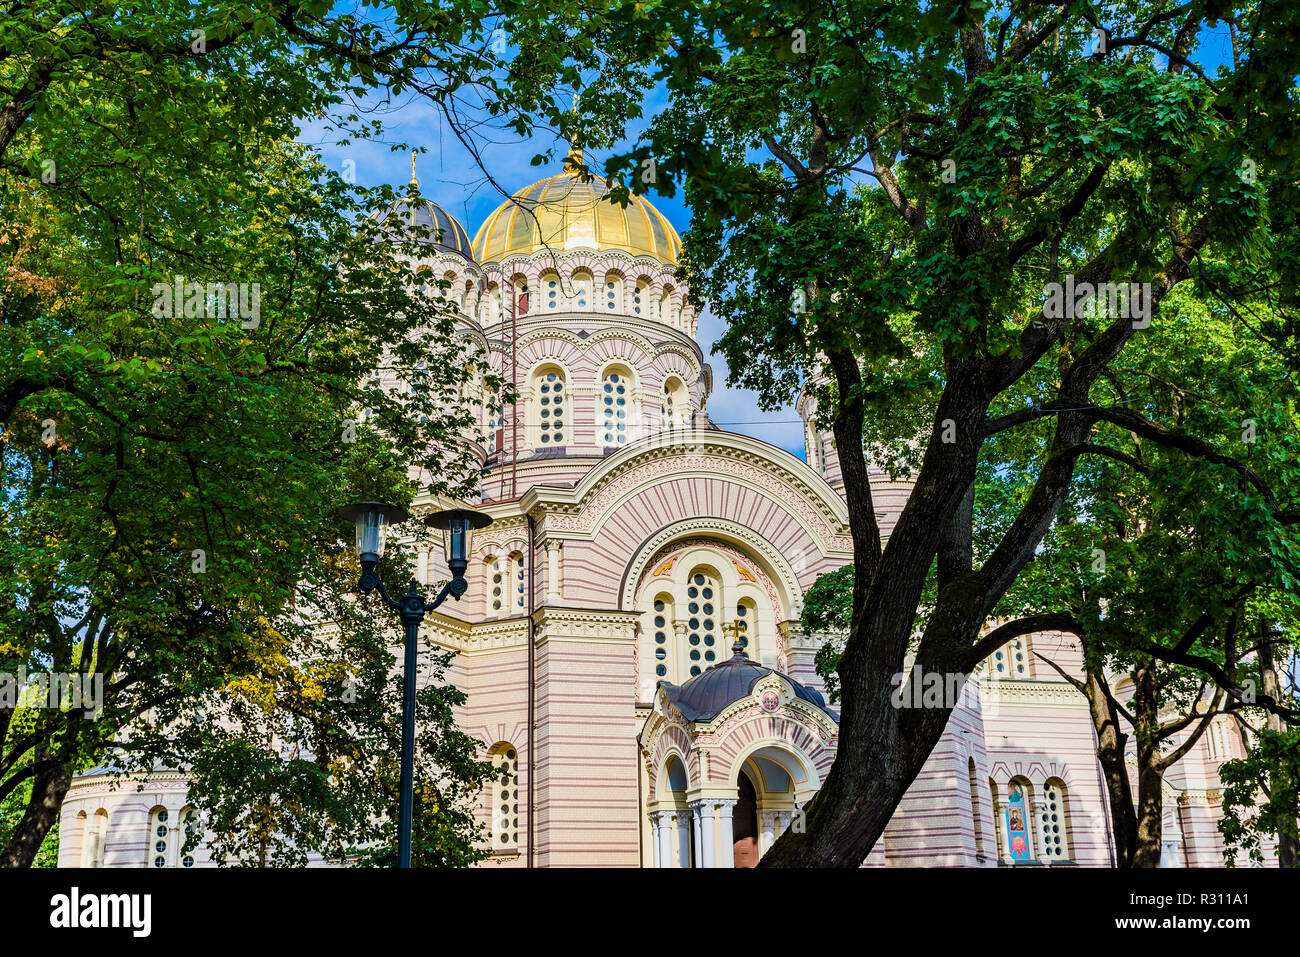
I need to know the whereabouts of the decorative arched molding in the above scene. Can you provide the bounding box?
[524,432,852,551]
[987,759,1081,793]
[719,730,827,797]
[620,518,809,617]
[652,745,694,802]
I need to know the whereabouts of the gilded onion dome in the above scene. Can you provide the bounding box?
[472,171,682,264]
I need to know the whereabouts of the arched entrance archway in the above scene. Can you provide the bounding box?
[733,771,760,867]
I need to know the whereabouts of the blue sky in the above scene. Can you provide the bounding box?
[299,93,810,459]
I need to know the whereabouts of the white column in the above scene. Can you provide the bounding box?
[691,805,703,868]
[652,813,671,868]
[545,540,562,601]
[675,810,692,868]
[416,548,428,585]
[694,801,716,868]
[759,811,776,853]
[717,800,736,868]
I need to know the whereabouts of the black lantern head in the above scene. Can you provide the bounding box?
[425,507,492,585]
[339,502,411,574]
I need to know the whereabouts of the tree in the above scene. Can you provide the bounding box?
[523,0,1300,864]
[0,1,522,863]
[1219,621,1300,866]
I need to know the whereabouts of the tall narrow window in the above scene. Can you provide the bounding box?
[149,807,170,868]
[601,371,630,445]
[573,273,590,309]
[88,809,108,868]
[662,377,688,430]
[808,427,824,474]
[510,551,526,613]
[633,281,647,315]
[545,274,559,309]
[180,807,197,868]
[76,812,89,867]
[535,368,566,446]
[686,570,721,676]
[487,557,503,615]
[658,288,672,322]
[605,274,623,311]
[488,744,520,853]
[652,595,674,679]
[1040,780,1069,860]
[735,599,757,656]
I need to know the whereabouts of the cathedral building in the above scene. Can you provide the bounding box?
[57,162,1255,869]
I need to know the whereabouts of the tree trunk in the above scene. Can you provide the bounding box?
[1130,663,1165,868]
[1,755,70,868]
[1083,669,1138,867]
[760,360,998,867]
[759,565,958,866]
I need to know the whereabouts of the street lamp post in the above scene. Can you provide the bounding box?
[338,501,492,868]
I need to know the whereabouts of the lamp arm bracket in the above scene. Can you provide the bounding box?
[426,576,467,611]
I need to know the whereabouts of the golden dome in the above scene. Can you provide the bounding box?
[472,172,682,264]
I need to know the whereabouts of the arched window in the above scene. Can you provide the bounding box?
[509,551,526,613]
[572,271,591,310]
[88,809,108,868]
[514,278,529,316]
[534,366,566,446]
[968,758,984,861]
[179,807,198,868]
[149,806,171,868]
[604,273,624,312]
[486,557,504,615]
[633,280,648,315]
[992,636,1030,677]
[488,743,520,853]
[75,811,88,867]
[658,287,673,322]
[735,598,757,654]
[485,284,501,324]
[662,377,688,430]
[651,594,675,680]
[1040,779,1069,861]
[600,368,634,446]
[543,272,560,310]
[685,569,721,676]
[808,425,824,474]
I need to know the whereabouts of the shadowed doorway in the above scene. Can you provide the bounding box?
[733,771,759,867]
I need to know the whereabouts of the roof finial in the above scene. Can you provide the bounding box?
[409,151,420,192]
[564,92,584,177]
[726,622,749,659]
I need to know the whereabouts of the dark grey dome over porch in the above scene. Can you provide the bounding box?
[374,197,475,260]
[659,644,836,723]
